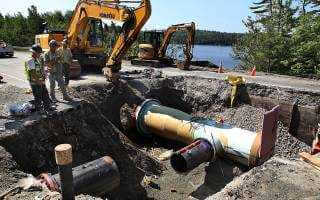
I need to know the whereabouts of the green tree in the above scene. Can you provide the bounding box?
[290,13,320,75]
[0,13,4,29]
[0,6,74,46]
[233,0,297,74]
[27,5,43,35]
[64,10,74,25]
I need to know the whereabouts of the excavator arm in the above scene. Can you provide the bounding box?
[67,0,151,81]
[158,22,195,62]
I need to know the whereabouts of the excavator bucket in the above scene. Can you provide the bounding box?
[176,60,190,70]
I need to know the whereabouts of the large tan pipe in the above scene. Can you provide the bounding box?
[134,99,280,171]
[144,113,194,143]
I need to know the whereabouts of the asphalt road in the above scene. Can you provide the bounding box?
[0,51,107,89]
[0,51,30,88]
[1,50,320,93]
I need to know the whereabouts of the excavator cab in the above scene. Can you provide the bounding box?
[88,20,104,48]
[72,18,106,68]
[141,31,164,54]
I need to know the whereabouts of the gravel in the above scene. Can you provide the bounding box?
[140,76,312,160]
[274,122,310,158]
[0,85,31,116]
[209,157,320,200]
[218,105,310,159]
[221,105,265,132]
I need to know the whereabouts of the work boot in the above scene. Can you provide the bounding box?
[44,104,56,111]
[63,95,72,101]
[50,93,57,103]
[64,79,69,86]
[51,96,57,103]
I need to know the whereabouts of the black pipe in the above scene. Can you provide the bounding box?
[58,164,74,200]
[43,156,120,196]
[170,139,215,173]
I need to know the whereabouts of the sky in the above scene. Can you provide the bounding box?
[0,0,257,33]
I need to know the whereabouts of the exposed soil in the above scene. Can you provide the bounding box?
[0,71,319,199]
[210,157,320,200]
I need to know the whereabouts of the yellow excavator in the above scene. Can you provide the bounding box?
[35,0,151,81]
[131,22,195,70]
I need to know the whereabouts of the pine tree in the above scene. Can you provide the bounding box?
[234,0,297,73]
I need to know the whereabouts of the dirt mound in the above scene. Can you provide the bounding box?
[209,157,320,200]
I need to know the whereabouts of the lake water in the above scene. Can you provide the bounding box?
[168,45,239,69]
[193,45,239,69]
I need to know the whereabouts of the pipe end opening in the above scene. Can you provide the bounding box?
[170,153,188,173]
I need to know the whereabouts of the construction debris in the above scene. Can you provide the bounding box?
[158,150,174,161]
[0,175,43,199]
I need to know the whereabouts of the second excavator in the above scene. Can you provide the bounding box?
[131,22,196,70]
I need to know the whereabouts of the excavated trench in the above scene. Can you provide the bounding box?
[0,71,319,199]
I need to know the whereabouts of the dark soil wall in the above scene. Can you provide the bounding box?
[0,98,162,199]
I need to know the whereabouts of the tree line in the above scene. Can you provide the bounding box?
[0,6,241,47]
[233,0,320,77]
[0,6,72,46]
[166,30,243,46]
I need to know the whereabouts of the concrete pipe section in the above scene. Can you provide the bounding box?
[133,99,280,173]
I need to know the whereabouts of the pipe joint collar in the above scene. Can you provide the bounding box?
[135,99,161,137]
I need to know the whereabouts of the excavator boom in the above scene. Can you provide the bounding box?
[158,22,195,60]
